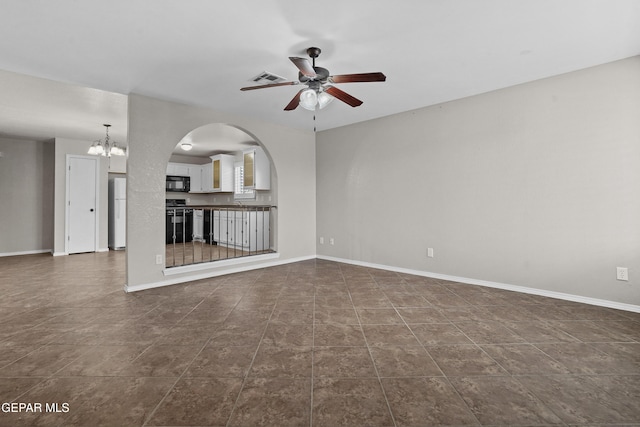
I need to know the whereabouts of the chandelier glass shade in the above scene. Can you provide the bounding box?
[317,91,334,109]
[299,88,334,111]
[88,124,126,157]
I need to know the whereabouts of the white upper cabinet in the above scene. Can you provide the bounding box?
[201,162,214,192]
[243,146,270,190]
[166,162,190,177]
[189,165,203,193]
[210,154,235,192]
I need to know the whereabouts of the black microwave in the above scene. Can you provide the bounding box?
[166,175,190,192]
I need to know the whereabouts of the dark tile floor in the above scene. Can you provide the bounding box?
[1,251,639,426]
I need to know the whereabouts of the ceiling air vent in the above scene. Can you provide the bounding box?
[249,71,287,84]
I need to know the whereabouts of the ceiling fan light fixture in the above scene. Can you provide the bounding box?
[299,88,318,110]
[180,142,193,151]
[317,91,334,109]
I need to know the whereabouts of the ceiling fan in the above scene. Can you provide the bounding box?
[240,47,386,111]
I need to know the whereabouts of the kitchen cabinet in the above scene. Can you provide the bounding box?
[210,154,234,192]
[236,210,270,252]
[210,209,269,252]
[166,162,190,177]
[189,165,203,192]
[213,210,235,246]
[186,163,214,193]
[201,163,214,192]
[243,147,270,190]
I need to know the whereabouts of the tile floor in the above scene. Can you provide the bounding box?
[0,251,639,426]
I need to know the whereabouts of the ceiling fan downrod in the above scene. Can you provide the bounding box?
[307,47,321,68]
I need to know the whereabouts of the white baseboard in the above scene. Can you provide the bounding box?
[0,249,52,258]
[163,253,281,276]
[122,251,640,313]
[317,255,640,314]
[124,254,316,293]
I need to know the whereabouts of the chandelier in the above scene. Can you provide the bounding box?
[88,124,126,157]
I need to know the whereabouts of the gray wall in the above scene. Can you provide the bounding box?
[126,94,316,290]
[0,137,54,254]
[316,57,640,305]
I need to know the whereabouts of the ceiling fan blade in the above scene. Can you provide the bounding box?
[324,86,363,107]
[329,72,386,83]
[289,57,317,78]
[284,89,304,111]
[240,81,298,91]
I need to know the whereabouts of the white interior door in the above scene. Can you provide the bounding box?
[67,156,98,254]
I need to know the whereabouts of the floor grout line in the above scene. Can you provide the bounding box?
[224,267,289,427]
[352,265,398,427]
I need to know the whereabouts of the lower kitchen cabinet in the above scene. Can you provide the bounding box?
[211,210,236,247]
[209,210,269,252]
[236,210,270,252]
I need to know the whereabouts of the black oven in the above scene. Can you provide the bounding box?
[166,199,193,244]
[166,175,190,192]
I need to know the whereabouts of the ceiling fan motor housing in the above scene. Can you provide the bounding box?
[299,66,329,83]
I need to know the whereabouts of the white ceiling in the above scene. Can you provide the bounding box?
[176,123,259,158]
[0,0,639,143]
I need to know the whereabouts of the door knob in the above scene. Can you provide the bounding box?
[90,209,94,212]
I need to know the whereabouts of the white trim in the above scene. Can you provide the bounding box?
[0,249,51,258]
[53,251,68,257]
[317,255,640,314]
[124,254,315,293]
[123,251,640,314]
[163,252,280,276]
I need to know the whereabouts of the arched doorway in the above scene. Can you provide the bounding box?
[164,123,277,267]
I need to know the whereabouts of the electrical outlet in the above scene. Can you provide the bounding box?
[616,267,628,281]
[156,254,163,265]
[319,237,324,244]
[427,248,434,258]
[330,238,335,245]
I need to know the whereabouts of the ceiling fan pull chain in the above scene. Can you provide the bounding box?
[313,114,316,132]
